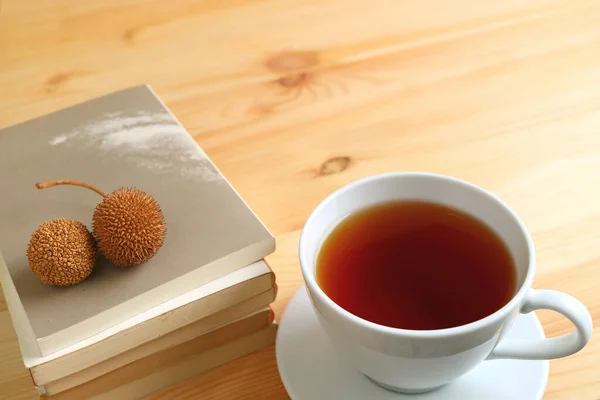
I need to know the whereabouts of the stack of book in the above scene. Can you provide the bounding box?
[0,85,277,399]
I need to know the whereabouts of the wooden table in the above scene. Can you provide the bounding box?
[1,0,599,398]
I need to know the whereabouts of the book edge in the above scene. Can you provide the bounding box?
[96,324,279,400]
[34,282,277,386]
[42,323,278,399]
[0,250,42,359]
[26,258,273,367]
[43,306,274,395]
[0,85,148,132]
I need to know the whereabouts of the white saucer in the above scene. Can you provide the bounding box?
[276,286,549,400]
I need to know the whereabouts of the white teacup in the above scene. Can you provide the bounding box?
[299,172,593,394]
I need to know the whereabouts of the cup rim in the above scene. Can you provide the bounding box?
[299,171,536,338]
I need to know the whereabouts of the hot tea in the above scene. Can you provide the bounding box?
[316,200,516,330]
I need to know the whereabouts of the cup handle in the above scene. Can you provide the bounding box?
[487,289,593,360]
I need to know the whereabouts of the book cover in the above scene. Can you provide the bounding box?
[0,85,275,358]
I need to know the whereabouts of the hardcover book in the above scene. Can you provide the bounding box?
[0,85,275,358]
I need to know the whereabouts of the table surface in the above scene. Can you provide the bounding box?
[1,0,599,399]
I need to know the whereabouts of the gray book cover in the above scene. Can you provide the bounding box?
[0,85,275,357]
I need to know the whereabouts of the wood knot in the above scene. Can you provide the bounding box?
[318,156,351,176]
[123,27,140,43]
[265,51,319,73]
[45,71,76,93]
[277,72,308,88]
[266,51,319,89]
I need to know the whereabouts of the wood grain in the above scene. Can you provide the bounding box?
[2,0,600,398]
